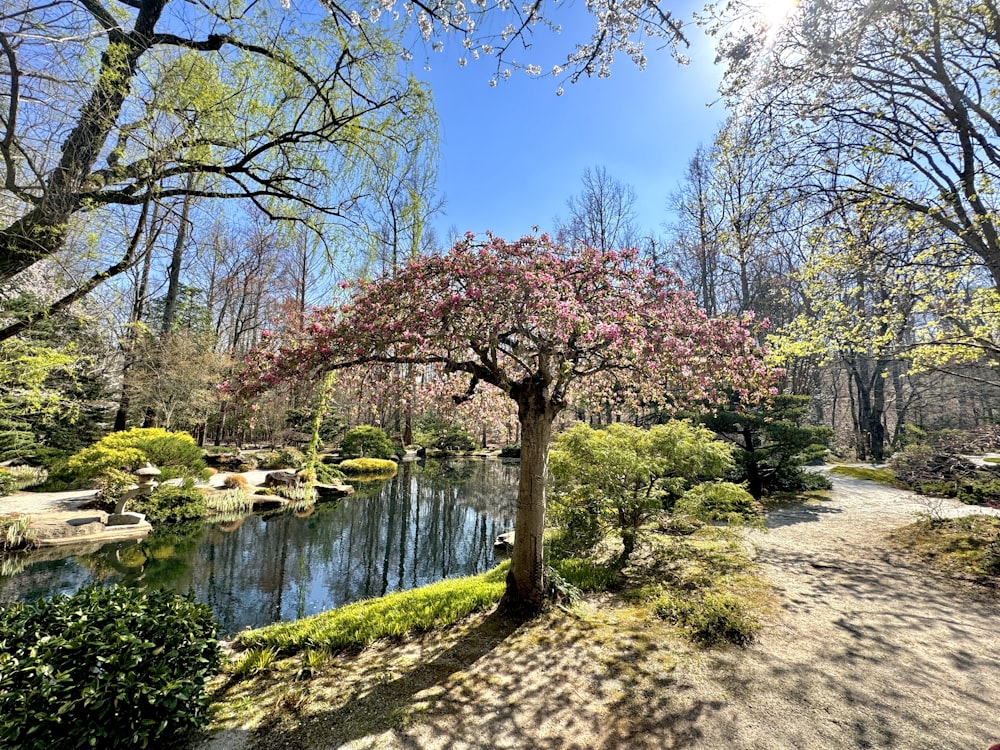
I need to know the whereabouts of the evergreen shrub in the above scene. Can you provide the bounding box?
[0,585,221,749]
[132,480,207,523]
[257,446,305,470]
[61,428,206,487]
[0,468,15,496]
[340,425,395,459]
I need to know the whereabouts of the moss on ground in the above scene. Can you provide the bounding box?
[829,465,900,485]
[890,515,1000,582]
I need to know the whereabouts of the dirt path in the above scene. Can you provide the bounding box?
[203,475,1000,750]
[664,474,1000,749]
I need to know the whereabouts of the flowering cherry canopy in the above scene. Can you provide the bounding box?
[237,233,775,414]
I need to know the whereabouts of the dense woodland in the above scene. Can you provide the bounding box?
[2,0,999,464]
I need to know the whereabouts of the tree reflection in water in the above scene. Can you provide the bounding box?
[0,460,519,635]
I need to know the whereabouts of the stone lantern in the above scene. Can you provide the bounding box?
[107,463,160,526]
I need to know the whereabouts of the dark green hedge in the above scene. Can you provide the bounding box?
[0,585,221,749]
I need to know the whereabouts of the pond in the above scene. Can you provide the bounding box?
[0,459,519,635]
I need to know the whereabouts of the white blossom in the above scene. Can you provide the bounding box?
[417,10,432,40]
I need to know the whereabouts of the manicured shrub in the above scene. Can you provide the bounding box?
[131,480,207,523]
[222,472,250,490]
[340,425,395,459]
[339,457,398,476]
[0,585,221,749]
[60,428,205,487]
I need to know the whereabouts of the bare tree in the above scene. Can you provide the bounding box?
[558,166,640,251]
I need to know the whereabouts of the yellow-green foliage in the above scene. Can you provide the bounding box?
[674,481,763,528]
[654,587,761,646]
[235,563,508,656]
[549,558,620,592]
[829,465,898,485]
[65,428,205,485]
[338,458,398,476]
[206,488,253,514]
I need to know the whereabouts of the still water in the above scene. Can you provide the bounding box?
[0,459,518,635]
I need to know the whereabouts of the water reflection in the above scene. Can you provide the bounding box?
[0,460,518,635]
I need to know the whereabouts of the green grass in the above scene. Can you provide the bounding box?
[829,465,899,485]
[235,562,509,655]
[549,557,621,592]
[984,457,1000,464]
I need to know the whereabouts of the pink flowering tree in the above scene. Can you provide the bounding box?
[238,233,775,615]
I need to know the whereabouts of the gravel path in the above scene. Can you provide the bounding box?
[673,473,1000,749]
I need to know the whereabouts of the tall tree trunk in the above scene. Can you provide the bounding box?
[160,175,196,334]
[500,387,553,617]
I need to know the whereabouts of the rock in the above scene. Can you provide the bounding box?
[494,531,515,550]
[314,483,354,500]
[264,470,300,488]
[106,512,146,526]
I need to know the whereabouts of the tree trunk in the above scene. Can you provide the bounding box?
[742,426,763,500]
[160,175,196,334]
[499,388,553,617]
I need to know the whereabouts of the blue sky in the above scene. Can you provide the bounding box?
[416,1,727,244]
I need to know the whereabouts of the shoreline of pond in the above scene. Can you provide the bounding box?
[1,459,520,635]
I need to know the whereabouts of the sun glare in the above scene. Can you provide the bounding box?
[758,0,799,43]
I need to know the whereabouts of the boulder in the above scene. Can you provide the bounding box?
[263,470,300,489]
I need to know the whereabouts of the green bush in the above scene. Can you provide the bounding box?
[131,480,207,523]
[674,481,763,527]
[60,428,205,487]
[257,446,305,470]
[0,468,15,496]
[339,457,398,476]
[0,585,221,749]
[340,425,395,459]
[956,479,1000,506]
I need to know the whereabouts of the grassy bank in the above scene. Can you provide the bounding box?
[206,523,770,748]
